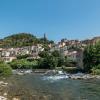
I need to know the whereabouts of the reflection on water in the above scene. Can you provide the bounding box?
[7,74,100,100]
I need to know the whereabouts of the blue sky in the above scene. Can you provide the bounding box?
[0,0,100,41]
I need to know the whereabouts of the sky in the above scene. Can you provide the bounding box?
[0,0,100,42]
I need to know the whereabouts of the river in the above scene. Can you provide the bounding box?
[5,74,100,100]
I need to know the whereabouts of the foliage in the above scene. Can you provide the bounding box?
[38,50,77,69]
[10,50,61,69]
[17,54,31,59]
[91,64,100,75]
[39,37,54,45]
[68,45,80,51]
[0,62,12,76]
[62,67,78,73]
[83,42,100,72]
[83,45,93,72]
[43,44,50,51]
[64,56,77,67]
[48,56,58,69]
[0,33,54,48]
[49,40,54,44]
[38,51,49,58]
[0,59,4,63]
[57,57,65,67]
[64,60,77,67]
[0,33,38,48]
[94,64,100,69]
[51,50,60,57]
[38,50,60,69]
[9,59,38,69]
[91,68,100,75]
[38,55,58,69]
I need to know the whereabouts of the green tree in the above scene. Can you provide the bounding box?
[43,44,50,51]
[57,57,65,67]
[52,50,60,57]
[10,59,38,69]
[0,61,12,76]
[48,55,58,69]
[38,55,58,69]
[83,45,95,72]
[83,42,100,72]
[17,54,31,59]
[38,50,68,69]
[39,51,49,58]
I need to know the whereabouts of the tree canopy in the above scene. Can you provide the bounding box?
[0,33,54,48]
[83,42,100,72]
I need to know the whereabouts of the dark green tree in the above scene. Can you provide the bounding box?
[83,42,100,72]
[51,50,60,57]
[0,60,12,76]
[17,54,31,59]
[39,51,49,58]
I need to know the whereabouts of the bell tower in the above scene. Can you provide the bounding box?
[44,33,47,42]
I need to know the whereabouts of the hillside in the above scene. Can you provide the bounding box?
[0,33,53,48]
[0,33,38,48]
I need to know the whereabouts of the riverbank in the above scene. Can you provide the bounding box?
[0,79,8,100]
[12,69,100,80]
[69,73,100,80]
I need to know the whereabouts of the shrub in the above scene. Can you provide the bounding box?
[62,67,78,73]
[0,63,12,76]
[91,64,100,75]
[95,64,100,69]
[64,60,77,67]
[17,54,31,59]
[83,42,100,72]
[38,56,58,69]
[91,68,100,75]
[10,59,38,69]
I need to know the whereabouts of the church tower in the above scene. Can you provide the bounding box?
[44,33,47,42]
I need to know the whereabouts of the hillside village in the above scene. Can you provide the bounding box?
[0,33,100,68]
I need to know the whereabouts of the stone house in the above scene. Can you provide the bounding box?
[0,44,44,62]
[0,48,17,62]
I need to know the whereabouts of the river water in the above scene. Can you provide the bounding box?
[6,74,100,100]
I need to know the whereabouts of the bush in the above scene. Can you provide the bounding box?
[38,57,57,69]
[83,42,100,72]
[39,51,49,58]
[17,54,31,59]
[95,64,100,69]
[38,50,66,69]
[64,60,77,67]
[38,58,48,69]
[62,67,78,73]
[57,57,65,67]
[91,64,100,75]
[10,59,38,69]
[0,63,12,76]
[91,68,100,75]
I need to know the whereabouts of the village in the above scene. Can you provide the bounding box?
[0,0,100,99]
[0,36,99,69]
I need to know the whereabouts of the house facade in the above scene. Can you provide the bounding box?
[0,44,44,62]
[0,48,17,62]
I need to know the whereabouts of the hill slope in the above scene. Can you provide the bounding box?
[0,33,54,48]
[0,33,40,48]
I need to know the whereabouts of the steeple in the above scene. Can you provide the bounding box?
[44,33,46,40]
[44,33,47,42]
